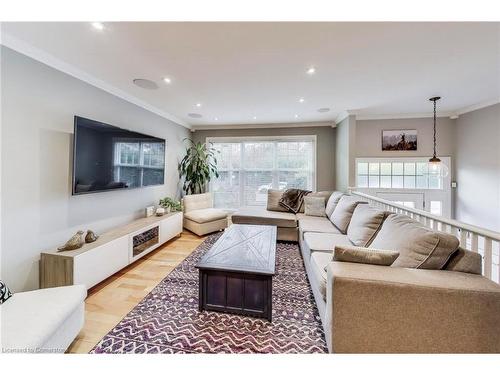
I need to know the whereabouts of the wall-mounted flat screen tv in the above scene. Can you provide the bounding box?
[72,116,165,195]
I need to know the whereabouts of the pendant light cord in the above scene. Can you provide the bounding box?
[433,98,437,158]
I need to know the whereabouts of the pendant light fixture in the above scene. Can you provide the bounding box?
[426,96,449,178]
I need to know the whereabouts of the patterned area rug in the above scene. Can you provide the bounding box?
[90,233,328,353]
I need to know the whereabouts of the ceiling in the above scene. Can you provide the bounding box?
[2,22,499,128]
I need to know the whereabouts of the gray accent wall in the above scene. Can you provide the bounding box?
[355,117,456,159]
[1,47,191,292]
[192,124,336,191]
[455,103,500,231]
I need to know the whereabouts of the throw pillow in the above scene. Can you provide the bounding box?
[333,245,400,266]
[0,280,13,305]
[298,191,333,213]
[369,214,460,269]
[304,196,326,217]
[329,196,367,234]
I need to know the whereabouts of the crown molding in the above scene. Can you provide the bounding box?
[354,112,455,121]
[1,33,190,129]
[191,121,335,132]
[455,98,500,116]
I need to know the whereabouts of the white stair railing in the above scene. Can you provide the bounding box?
[349,190,500,284]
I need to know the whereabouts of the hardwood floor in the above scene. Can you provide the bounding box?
[67,230,206,354]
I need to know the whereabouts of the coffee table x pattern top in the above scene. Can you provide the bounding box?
[196,224,277,321]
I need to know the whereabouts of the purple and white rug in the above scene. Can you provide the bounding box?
[90,233,328,353]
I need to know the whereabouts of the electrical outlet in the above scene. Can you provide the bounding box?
[451,181,457,188]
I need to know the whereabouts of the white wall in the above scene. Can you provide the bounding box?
[335,115,356,191]
[455,103,500,232]
[1,47,191,292]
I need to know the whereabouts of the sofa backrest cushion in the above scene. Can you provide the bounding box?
[347,204,388,247]
[183,192,212,212]
[266,189,289,212]
[329,196,366,234]
[369,214,460,269]
[298,191,333,213]
[444,247,482,275]
[325,191,345,217]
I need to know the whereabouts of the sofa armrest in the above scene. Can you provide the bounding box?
[324,261,500,353]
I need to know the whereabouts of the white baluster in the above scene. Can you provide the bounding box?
[460,229,467,248]
[471,233,479,253]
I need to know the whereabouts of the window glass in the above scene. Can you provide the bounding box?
[380,163,392,175]
[369,163,380,175]
[404,163,416,175]
[392,162,404,175]
[357,162,368,175]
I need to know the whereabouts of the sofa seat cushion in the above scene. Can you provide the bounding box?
[298,216,341,235]
[303,232,352,253]
[184,208,227,224]
[0,285,86,350]
[347,204,388,246]
[310,252,333,301]
[369,214,460,270]
[231,208,297,228]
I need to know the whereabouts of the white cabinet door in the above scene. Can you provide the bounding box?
[73,236,129,289]
[160,213,183,244]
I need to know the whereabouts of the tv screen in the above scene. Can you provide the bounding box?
[72,116,165,195]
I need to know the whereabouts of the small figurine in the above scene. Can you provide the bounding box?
[85,230,99,243]
[58,230,85,251]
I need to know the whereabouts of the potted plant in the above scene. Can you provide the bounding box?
[179,139,219,195]
[159,197,182,213]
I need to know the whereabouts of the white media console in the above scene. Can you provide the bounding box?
[40,212,183,289]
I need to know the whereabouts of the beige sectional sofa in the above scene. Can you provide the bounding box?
[232,190,500,353]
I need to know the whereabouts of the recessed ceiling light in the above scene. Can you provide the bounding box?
[188,113,202,118]
[163,77,172,84]
[91,22,104,31]
[133,78,158,90]
[299,98,305,103]
[196,103,202,108]
[294,114,299,119]
[253,116,257,120]
[306,67,316,75]
[317,107,330,113]
[214,117,219,121]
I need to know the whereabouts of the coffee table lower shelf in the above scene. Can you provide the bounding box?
[198,269,273,322]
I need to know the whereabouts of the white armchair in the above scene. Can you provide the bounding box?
[182,192,228,236]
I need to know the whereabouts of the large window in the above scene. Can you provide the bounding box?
[209,136,316,208]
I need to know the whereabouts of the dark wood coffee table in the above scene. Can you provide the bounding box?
[196,224,277,321]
